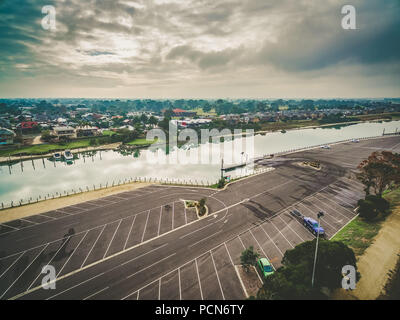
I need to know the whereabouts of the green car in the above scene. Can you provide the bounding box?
[257,258,274,278]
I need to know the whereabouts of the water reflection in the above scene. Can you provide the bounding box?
[0,120,399,206]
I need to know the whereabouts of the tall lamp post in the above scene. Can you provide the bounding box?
[311,211,324,288]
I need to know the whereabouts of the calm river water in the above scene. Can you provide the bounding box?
[0,120,399,206]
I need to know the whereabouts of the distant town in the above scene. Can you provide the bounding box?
[0,98,400,157]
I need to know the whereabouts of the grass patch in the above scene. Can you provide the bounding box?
[126,138,156,146]
[332,187,400,257]
[102,130,117,136]
[0,140,93,156]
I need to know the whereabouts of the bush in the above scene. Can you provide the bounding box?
[357,195,390,221]
[240,246,260,273]
[217,178,225,188]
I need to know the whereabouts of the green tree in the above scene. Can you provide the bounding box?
[357,151,400,196]
[240,246,260,273]
[357,195,390,221]
[257,240,358,299]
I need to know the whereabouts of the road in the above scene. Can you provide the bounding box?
[0,135,399,300]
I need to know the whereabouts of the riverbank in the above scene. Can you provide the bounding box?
[0,181,151,224]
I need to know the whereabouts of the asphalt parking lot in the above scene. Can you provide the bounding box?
[0,135,399,300]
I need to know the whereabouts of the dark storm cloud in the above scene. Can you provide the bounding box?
[0,0,399,97]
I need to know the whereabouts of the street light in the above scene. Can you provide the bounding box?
[311,211,324,288]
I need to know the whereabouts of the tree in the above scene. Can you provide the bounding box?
[240,246,260,273]
[217,178,226,189]
[357,195,390,220]
[357,151,400,196]
[257,240,358,299]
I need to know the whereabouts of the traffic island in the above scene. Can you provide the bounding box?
[184,200,208,219]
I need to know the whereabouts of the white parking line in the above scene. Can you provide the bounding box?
[81,225,106,268]
[39,214,57,220]
[47,273,105,300]
[323,187,355,207]
[0,252,25,278]
[249,229,271,262]
[0,244,49,299]
[210,251,225,300]
[57,231,89,277]
[298,203,337,230]
[0,223,19,230]
[188,230,222,249]
[269,220,294,248]
[195,259,204,300]
[184,204,188,225]
[124,215,137,250]
[157,207,162,236]
[178,268,182,300]
[141,210,150,243]
[27,237,71,290]
[83,287,109,300]
[259,224,284,256]
[306,200,344,224]
[19,218,37,225]
[104,220,122,259]
[313,196,353,220]
[172,202,175,230]
[158,278,161,300]
[126,253,176,279]
[238,235,246,249]
[317,193,357,216]
[277,215,305,242]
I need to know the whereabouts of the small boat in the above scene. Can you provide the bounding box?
[53,152,61,161]
[63,150,74,161]
[281,129,287,133]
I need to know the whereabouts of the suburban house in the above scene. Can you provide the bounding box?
[75,125,99,137]
[172,108,197,117]
[0,128,16,145]
[52,126,75,140]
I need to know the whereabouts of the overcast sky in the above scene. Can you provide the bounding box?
[0,0,399,98]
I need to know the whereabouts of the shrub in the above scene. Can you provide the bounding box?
[357,195,390,221]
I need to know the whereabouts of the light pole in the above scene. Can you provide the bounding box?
[311,211,324,288]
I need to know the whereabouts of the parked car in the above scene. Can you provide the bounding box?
[303,217,325,237]
[257,258,275,278]
[321,145,330,149]
[351,139,360,143]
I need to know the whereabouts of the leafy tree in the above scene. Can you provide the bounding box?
[357,195,390,220]
[357,151,400,196]
[257,240,358,299]
[240,246,260,273]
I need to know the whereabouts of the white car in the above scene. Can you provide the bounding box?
[321,145,330,149]
[351,139,360,143]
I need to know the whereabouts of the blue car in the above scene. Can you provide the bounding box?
[303,217,325,237]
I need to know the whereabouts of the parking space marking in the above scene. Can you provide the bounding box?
[269,220,294,248]
[317,193,357,216]
[81,225,106,268]
[313,196,353,220]
[0,252,25,279]
[259,224,284,256]
[277,215,305,242]
[298,203,337,230]
[157,207,162,236]
[57,231,89,277]
[27,237,71,291]
[249,230,271,263]
[178,268,182,300]
[188,230,223,249]
[238,235,246,249]
[19,218,37,225]
[124,215,137,250]
[172,202,175,230]
[210,250,225,300]
[195,259,204,300]
[0,244,49,299]
[83,287,109,300]
[141,210,150,243]
[0,223,18,231]
[39,214,57,220]
[307,200,345,224]
[184,204,188,225]
[126,253,176,280]
[324,187,355,207]
[104,219,122,259]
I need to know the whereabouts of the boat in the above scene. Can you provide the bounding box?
[53,152,61,161]
[281,129,287,133]
[63,150,74,161]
